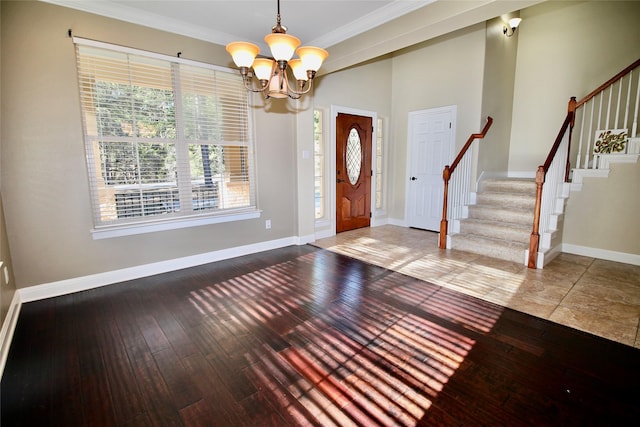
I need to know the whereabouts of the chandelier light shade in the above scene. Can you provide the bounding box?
[264,33,300,61]
[225,42,260,68]
[251,58,275,81]
[225,0,328,100]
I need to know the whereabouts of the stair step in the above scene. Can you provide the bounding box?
[450,234,527,264]
[459,219,531,244]
[468,204,534,225]
[476,191,536,210]
[480,178,536,195]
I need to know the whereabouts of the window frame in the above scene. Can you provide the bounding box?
[74,37,259,239]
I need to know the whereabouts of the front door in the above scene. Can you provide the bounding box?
[407,107,455,231]
[336,113,372,233]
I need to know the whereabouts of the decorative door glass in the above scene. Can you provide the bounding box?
[346,128,362,185]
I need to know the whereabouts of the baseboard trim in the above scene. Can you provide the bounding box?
[18,236,300,303]
[295,234,316,245]
[388,218,407,227]
[562,243,640,266]
[0,291,22,380]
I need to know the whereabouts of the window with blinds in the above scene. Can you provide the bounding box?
[74,39,256,234]
[375,117,384,210]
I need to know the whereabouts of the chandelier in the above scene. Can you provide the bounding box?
[225,0,328,100]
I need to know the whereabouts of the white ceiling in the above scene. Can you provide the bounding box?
[42,0,544,74]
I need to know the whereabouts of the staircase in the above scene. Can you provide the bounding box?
[440,58,640,268]
[450,178,550,265]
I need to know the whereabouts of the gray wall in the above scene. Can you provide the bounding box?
[389,24,486,222]
[478,16,519,177]
[509,0,640,171]
[508,0,640,256]
[563,162,640,255]
[1,1,298,289]
[0,0,18,330]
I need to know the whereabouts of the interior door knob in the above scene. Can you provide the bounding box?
[410,176,417,181]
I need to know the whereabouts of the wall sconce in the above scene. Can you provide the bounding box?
[503,17,522,37]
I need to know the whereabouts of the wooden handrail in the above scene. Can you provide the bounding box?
[449,116,494,175]
[543,113,574,172]
[574,58,640,109]
[439,116,493,249]
[527,112,573,269]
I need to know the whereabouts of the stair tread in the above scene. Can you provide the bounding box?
[480,179,537,195]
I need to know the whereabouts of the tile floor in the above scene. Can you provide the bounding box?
[313,225,640,348]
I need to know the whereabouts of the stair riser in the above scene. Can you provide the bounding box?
[450,237,525,264]
[480,180,537,195]
[459,222,531,244]
[468,206,533,225]
[476,193,536,210]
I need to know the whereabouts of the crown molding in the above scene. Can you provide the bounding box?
[40,0,240,46]
[40,0,434,50]
[308,0,436,48]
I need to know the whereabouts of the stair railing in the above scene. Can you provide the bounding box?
[528,113,572,268]
[570,58,640,171]
[528,58,640,268]
[439,116,493,249]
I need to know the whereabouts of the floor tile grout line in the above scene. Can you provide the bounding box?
[535,258,597,322]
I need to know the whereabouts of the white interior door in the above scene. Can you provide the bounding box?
[407,107,455,231]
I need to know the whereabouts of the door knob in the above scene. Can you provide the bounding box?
[410,176,417,181]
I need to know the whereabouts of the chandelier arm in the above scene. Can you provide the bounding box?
[236,65,271,94]
[281,69,313,96]
[240,74,270,94]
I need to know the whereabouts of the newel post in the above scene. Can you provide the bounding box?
[567,96,577,127]
[528,166,545,268]
[439,165,451,249]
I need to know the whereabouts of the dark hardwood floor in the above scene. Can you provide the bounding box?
[2,245,639,426]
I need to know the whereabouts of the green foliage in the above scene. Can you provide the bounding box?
[95,81,176,138]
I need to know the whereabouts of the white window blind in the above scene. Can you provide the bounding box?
[313,110,324,219]
[74,38,256,232]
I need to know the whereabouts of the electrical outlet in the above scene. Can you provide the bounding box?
[265,219,272,229]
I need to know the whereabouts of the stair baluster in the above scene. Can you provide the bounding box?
[439,117,493,249]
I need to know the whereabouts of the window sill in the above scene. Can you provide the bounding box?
[91,209,262,239]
